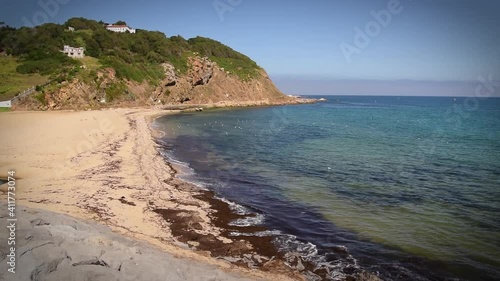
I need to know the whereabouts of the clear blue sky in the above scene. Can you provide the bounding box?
[1,0,499,95]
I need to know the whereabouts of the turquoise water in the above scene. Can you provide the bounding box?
[155,96,500,280]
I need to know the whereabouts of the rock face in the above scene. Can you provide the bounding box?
[188,56,214,86]
[0,204,260,281]
[161,62,178,87]
[13,55,307,110]
[153,56,293,106]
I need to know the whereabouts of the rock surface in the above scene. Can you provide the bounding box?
[188,56,214,86]
[161,62,178,87]
[13,55,315,110]
[0,204,261,281]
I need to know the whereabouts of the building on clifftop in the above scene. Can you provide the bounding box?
[106,24,136,33]
[62,45,85,58]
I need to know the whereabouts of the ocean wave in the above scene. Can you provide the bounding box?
[274,234,319,259]
[215,196,252,215]
[228,213,265,227]
[228,230,282,237]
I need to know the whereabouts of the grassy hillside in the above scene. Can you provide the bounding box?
[0,17,262,94]
[0,56,48,101]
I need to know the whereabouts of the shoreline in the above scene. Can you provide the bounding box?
[149,110,368,281]
[0,107,306,281]
[140,107,380,281]
[156,97,319,111]
[146,109,323,279]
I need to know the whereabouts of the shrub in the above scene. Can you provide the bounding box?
[16,50,79,75]
[2,17,263,91]
[105,82,127,102]
[33,92,46,105]
[210,56,260,81]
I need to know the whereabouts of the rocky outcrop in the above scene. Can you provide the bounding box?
[161,62,178,87]
[14,68,152,110]
[45,80,97,110]
[152,56,299,106]
[13,55,314,111]
[0,204,260,281]
[187,56,214,86]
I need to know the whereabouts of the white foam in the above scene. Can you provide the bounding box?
[228,230,282,237]
[172,160,193,171]
[157,150,212,190]
[177,175,209,189]
[228,214,265,227]
[215,196,251,215]
[274,234,318,259]
[273,234,361,280]
[160,151,196,177]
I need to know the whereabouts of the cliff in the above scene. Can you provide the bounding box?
[13,56,305,111]
[0,18,314,110]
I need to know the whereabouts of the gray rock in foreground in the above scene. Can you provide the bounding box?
[0,205,260,281]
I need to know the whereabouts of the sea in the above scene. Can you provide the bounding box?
[153,96,500,281]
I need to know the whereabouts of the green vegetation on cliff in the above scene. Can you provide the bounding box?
[0,56,48,100]
[187,36,259,80]
[0,17,261,95]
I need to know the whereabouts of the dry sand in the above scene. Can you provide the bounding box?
[0,108,300,281]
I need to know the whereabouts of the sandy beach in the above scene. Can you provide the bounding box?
[0,108,302,281]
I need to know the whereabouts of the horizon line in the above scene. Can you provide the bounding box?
[294,94,500,98]
[271,76,499,84]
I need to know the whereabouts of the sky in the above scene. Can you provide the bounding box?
[1,0,499,96]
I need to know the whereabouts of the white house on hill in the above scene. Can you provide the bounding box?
[62,45,85,58]
[106,24,136,33]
